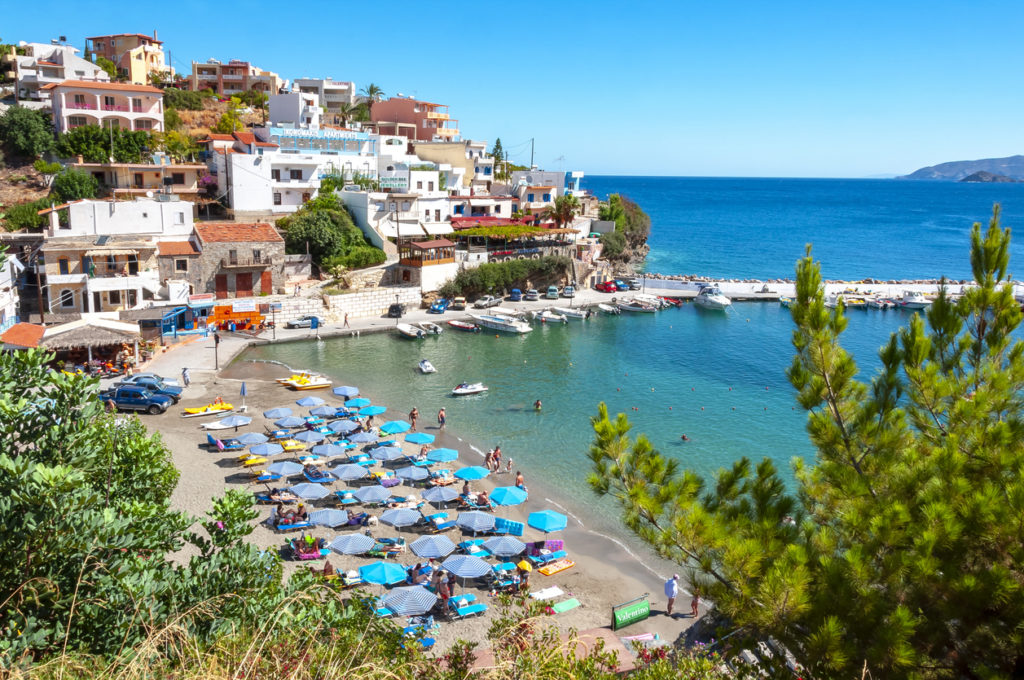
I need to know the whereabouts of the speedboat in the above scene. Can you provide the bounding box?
[844,297,867,310]
[538,310,567,323]
[867,296,895,310]
[447,319,481,333]
[492,307,528,320]
[418,359,437,374]
[452,382,488,396]
[416,321,443,335]
[283,374,332,390]
[694,285,731,310]
[597,303,620,315]
[617,299,657,313]
[552,306,589,319]
[469,314,533,334]
[900,290,932,310]
[397,323,426,339]
[633,293,670,309]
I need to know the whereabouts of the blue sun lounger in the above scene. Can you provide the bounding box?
[449,595,487,619]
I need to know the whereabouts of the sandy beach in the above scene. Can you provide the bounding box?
[131,297,701,654]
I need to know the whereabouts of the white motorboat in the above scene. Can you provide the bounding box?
[397,323,426,339]
[597,303,620,315]
[491,307,528,320]
[469,314,533,334]
[900,290,932,310]
[694,285,731,310]
[538,310,568,323]
[867,296,894,310]
[632,293,670,309]
[418,359,437,374]
[617,299,657,313]
[552,306,588,319]
[416,321,443,335]
[452,382,488,396]
[824,294,839,309]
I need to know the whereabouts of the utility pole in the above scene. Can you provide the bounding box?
[530,138,534,169]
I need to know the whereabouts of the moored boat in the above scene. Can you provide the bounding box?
[418,359,437,374]
[452,382,489,396]
[276,371,316,385]
[694,285,731,310]
[469,314,533,334]
[551,306,589,319]
[597,303,620,315]
[397,323,426,339]
[416,321,443,335]
[900,290,932,310]
[283,374,332,390]
[538,310,568,323]
[447,319,481,333]
[867,296,894,310]
[617,299,657,313]
[779,296,794,308]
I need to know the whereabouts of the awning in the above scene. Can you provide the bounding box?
[423,222,454,235]
[377,219,427,238]
[85,248,139,256]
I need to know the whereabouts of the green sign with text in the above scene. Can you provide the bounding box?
[612,595,650,630]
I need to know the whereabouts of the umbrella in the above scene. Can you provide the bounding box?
[411,534,457,559]
[381,586,438,617]
[268,461,303,476]
[380,508,422,528]
[354,485,392,504]
[517,560,533,572]
[296,396,326,407]
[442,554,491,579]
[345,397,371,408]
[427,448,459,463]
[347,432,379,444]
[275,416,306,429]
[528,510,567,533]
[263,407,293,419]
[330,463,369,481]
[370,446,405,462]
[310,508,349,528]
[456,511,496,533]
[250,442,284,457]
[359,405,387,416]
[310,405,336,417]
[359,561,408,586]
[405,432,435,445]
[237,432,269,445]
[312,442,348,457]
[380,420,411,435]
[396,466,429,481]
[490,486,528,506]
[422,486,459,505]
[329,533,375,555]
[483,536,527,558]
[289,483,331,500]
[333,386,360,398]
[240,381,248,409]
[454,466,489,481]
[328,419,359,434]
[217,415,252,429]
[292,430,326,443]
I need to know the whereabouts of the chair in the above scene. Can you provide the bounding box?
[281,440,306,452]
[493,517,524,536]
[303,468,335,484]
[216,438,244,452]
[449,597,488,619]
[334,490,358,506]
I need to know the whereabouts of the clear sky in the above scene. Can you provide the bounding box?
[7,1,1024,177]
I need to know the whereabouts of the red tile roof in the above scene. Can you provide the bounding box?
[157,241,199,256]
[43,79,162,94]
[1,323,46,349]
[199,133,236,142]
[194,222,283,244]
[255,141,278,147]
[409,239,455,250]
[233,131,256,145]
[86,33,163,44]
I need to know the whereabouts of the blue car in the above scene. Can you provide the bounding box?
[615,280,630,291]
[509,289,523,302]
[115,376,182,403]
[429,298,450,314]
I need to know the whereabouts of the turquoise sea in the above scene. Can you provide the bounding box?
[238,177,1024,535]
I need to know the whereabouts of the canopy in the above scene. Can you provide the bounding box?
[528,510,567,533]
[345,398,371,408]
[217,415,252,428]
[380,420,411,435]
[379,508,422,528]
[333,386,360,398]
[422,486,459,505]
[292,430,326,443]
[250,443,284,457]
[309,509,349,528]
[329,463,369,481]
[456,511,496,533]
[410,535,456,559]
[396,466,429,481]
[268,461,303,476]
[442,554,491,579]
[329,533,375,555]
[381,586,438,617]
[289,483,331,500]
[310,405,336,417]
[328,419,359,434]
[427,448,459,463]
[263,407,293,419]
[359,405,387,416]
[236,432,268,445]
[296,396,326,407]
[405,432,435,445]
[311,443,348,457]
[275,416,306,428]
[454,466,489,481]
[347,432,379,444]
[354,485,392,504]
[370,446,405,462]
[490,486,528,506]
[360,561,408,586]
[483,536,527,558]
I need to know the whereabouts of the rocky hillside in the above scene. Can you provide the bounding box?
[899,155,1024,181]
[959,171,1020,183]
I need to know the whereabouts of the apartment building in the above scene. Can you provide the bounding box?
[413,140,492,191]
[84,32,171,84]
[70,156,207,202]
[46,80,164,134]
[371,97,459,142]
[293,77,357,122]
[187,59,285,96]
[2,42,109,105]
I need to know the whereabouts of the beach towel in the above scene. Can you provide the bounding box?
[548,598,580,614]
[529,586,565,601]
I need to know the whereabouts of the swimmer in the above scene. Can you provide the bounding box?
[534,399,542,411]
[681,434,690,442]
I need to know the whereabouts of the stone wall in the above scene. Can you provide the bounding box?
[195,240,286,297]
[322,286,421,321]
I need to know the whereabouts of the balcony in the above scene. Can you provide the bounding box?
[221,73,244,80]
[271,177,321,189]
[86,273,159,293]
[102,104,130,111]
[67,101,97,110]
[425,111,450,120]
[221,256,273,269]
[435,127,459,137]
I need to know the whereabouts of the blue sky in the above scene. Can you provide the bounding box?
[7,1,1024,177]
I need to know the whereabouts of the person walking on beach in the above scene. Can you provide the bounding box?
[181,367,191,388]
[665,574,680,616]
[409,407,419,431]
[343,313,350,328]
[690,589,700,618]
[437,407,446,430]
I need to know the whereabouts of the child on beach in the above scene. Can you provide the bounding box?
[505,458,513,473]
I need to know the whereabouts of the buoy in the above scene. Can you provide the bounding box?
[651,387,655,391]
[764,407,768,410]
[495,334,499,338]
[616,388,620,391]
[669,406,672,410]
[625,373,629,376]
[691,387,695,391]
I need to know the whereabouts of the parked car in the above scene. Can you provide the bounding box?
[388,303,407,318]
[285,315,323,329]
[545,286,560,300]
[450,297,467,310]
[429,298,450,314]
[524,289,540,301]
[614,280,630,291]
[508,289,523,302]
[122,372,180,388]
[473,295,502,309]
[628,279,642,290]
[115,376,182,403]
[562,286,576,298]
[596,281,618,293]
[99,385,173,415]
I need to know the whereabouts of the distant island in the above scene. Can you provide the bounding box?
[959,171,1021,184]
[898,155,1024,181]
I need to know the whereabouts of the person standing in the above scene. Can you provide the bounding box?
[492,446,502,472]
[343,312,350,328]
[437,407,446,430]
[665,574,680,616]
[181,366,191,387]
[690,589,700,618]
[409,407,419,431]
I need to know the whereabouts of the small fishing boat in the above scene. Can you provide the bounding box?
[452,382,489,396]
[597,303,620,315]
[694,285,731,310]
[779,296,794,308]
[418,359,437,374]
[447,319,481,333]
[397,323,426,339]
[182,401,234,418]
[867,296,895,310]
[469,314,533,334]
[552,306,589,319]
[844,297,868,310]
[617,299,657,313]
[633,293,671,309]
[283,374,333,391]
[538,310,568,323]
[416,321,444,335]
[900,290,932,310]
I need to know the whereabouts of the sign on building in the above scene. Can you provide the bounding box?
[379,176,408,190]
[232,300,257,313]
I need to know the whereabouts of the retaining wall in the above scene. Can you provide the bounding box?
[322,286,421,321]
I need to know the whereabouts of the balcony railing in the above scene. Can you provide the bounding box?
[102,104,130,111]
[425,111,449,120]
[67,101,97,110]
[221,256,273,269]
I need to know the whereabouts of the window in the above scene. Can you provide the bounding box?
[68,115,87,128]
[543,193,551,202]
[73,94,86,105]
[428,182,434,191]
[527,193,535,202]
[175,259,188,272]
[172,173,185,185]
[252,249,261,263]
[106,255,117,271]
[273,193,282,205]
[424,211,430,222]
[60,289,74,308]
[81,255,91,273]
[104,95,115,107]
[495,205,502,214]
[135,119,152,132]
[132,97,142,110]
[416,181,423,190]
[271,169,281,181]
[58,258,69,275]
[402,201,411,211]
[290,169,302,180]
[454,205,464,215]
[108,290,121,305]
[389,202,397,211]
[434,209,441,221]
[134,173,144,187]
[228,249,238,265]
[175,212,185,224]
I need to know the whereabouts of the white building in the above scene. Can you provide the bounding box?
[2,42,110,106]
[46,80,164,134]
[293,77,357,123]
[269,92,322,129]
[339,187,453,248]
[0,255,24,333]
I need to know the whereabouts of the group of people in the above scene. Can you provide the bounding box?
[276,502,309,525]
[664,574,700,618]
[408,407,447,432]
[485,446,512,473]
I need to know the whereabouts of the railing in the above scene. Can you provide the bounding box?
[101,104,130,111]
[221,256,273,268]
[425,111,449,120]
[67,101,97,110]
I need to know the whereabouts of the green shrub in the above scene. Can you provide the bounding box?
[438,255,571,298]
[163,87,204,111]
[340,246,386,269]
[0,106,53,158]
[5,199,48,231]
[52,167,100,202]
[164,108,183,130]
[599,230,626,259]
[56,125,152,163]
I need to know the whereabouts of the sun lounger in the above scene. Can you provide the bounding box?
[241,456,268,467]
[335,491,358,506]
[449,598,488,619]
[304,416,325,426]
[457,538,482,552]
[381,477,402,488]
[548,598,580,614]
[215,438,244,452]
[375,606,394,617]
[281,440,306,452]
[254,489,295,503]
[538,558,575,576]
[303,469,335,483]
[529,586,565,601]
[266,429,290,440]
[492,517,524,536]
[251,471,283,484]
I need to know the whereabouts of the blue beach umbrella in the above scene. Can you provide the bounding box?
[370,446,405,462]
[354,485,392,504]
[359,561,407,586]
[250,443,284,457]
[312,442,348,457]
[263,407,292,419]
[296,396,326,407]
[359,405,387,416]
[427,448,458,463]
[267,461,303,476]
[411,534,457,559]
[381,586,437,617]
[483,536,527,558]
[380,420,411,435]
[405,432,435,445]
[490,486,528,506]
[289,483,331,500]
[454,466,489,481]
[442,554,491,579]
[455,511,496,534]
[310,405,336,417]
[333,386,360,398]
[292,430,326,444]
[528,510,567,533]
[217,415,252,429]
[396,465,429,481]
[328,419,359,434]
[329,464,369,482]
[237,432,268,445]
[329,533,375,555]
[380,508,421,528]
[309,509,349,528]
[239,381,248,409]
[347,431,379,444]
[422,486,459,505]
[345,397,371,408]
[275,416,306,429]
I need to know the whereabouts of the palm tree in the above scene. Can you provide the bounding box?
[359,83,384,119]
[544,194,581,229]
[336,102,358,127]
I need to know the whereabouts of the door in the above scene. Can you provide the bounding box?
[260,270,272,294]
[235,272,253,297]
[214,275,228,299]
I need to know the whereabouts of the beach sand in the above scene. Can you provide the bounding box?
[135,303,702,655]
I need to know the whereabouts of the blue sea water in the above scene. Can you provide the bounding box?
[239,177,1024,536]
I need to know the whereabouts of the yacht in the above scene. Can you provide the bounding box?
[694,285,731,310]
[900,290,932,310]
[469,314,533,334]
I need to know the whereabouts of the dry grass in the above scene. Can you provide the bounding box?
[177,99,265,139]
